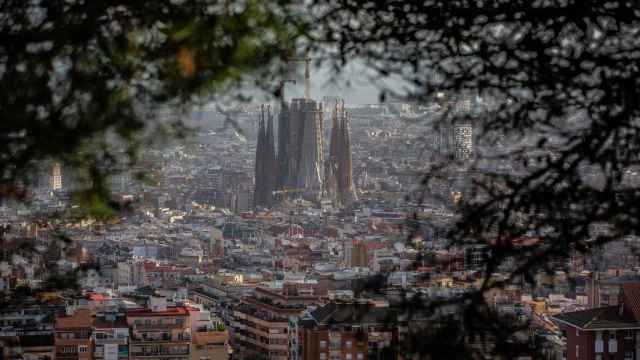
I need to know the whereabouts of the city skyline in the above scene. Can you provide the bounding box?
[1,1,637,360]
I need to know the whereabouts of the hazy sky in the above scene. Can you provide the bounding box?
[275,61,409,105]
[202,60,411,109]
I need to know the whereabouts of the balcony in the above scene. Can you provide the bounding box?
[131,332,191,343]
[235,333,288,352]
[56,338,91,346]
[232,311,288,328]
[130,354,190,358]
[130,349,190,357]
[94,337,128,345]
[131,337,172,342]
[133,323,184,330]
[233,304,290,323]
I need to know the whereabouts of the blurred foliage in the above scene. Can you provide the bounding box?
[5,0,640,357]
[309,0,640,358]
[0,0,307,210]
[43,271,79,292]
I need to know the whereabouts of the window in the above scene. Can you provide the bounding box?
[609,333,618,353]
[357,353,364,360]
[624,351,633,360]
[346,354,353,360]
[595,355,602,360]
[596,332,604,353]
[346,340,352,349]
[78,345,88,353]
[320,340,327,349]
[625,330,634,339]
[330,339,341,350]
[319,354,326,360]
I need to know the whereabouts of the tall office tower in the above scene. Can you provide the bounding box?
[433,86,479,162]
[286,98,324,200]
[439,121,474,161]
[325,100,357,206]
[51,162,62,191]
[437,91,478,161]
[453,122,473,160]
[254,105,277,207]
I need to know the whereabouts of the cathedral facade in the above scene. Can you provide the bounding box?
[255,97,355,208]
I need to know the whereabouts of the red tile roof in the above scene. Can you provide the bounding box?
[126,306,189,317]
[87,293,109,301]
[56,309,92,329]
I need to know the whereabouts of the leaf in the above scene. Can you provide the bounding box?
[178,47,197,78]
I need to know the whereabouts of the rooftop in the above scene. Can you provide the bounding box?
[55,309,92,329]
[553,306,639,330]
[309,302,394,326]
[93,316,128,329]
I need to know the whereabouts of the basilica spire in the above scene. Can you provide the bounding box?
[326,99,356,207]
[255,105,277,208]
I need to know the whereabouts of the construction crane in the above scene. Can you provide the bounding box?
[283,52,312,100]
[302,55,311,99]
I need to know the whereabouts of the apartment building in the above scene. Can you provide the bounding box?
[126,297,192,360]
[92,311,129,360]
[231,285,315,360]
[299,302,395,360]
[189,307,230,360]
[54,308,92,360]
[232,301,295,360]
[0,305,61,360]
[553,283,640,360]
[0,306,56,334]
